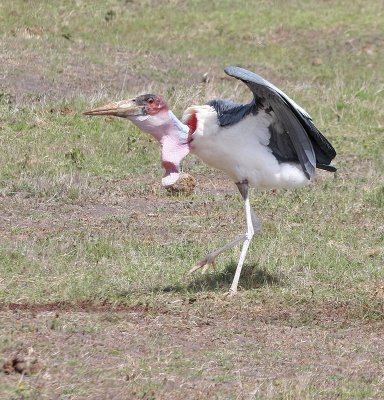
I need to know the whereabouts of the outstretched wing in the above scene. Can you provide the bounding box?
[224,66,336,179]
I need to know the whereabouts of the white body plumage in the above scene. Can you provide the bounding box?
[183,105,311,190]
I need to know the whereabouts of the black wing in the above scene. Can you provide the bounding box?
[224,66,337,178]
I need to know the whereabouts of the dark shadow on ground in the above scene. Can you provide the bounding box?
[156,262,285,294]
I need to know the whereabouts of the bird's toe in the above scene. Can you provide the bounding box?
[187,264,203,275]
[224,289,238,298]
[187,254,216,275]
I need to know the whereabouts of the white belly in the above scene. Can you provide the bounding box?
[189,109,310,190]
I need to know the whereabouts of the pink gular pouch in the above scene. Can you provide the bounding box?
[129,110,191,186]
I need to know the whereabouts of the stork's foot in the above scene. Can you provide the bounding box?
[224,288,238,297]
[187,235,247,276]
[224,290,237,299]
[187,254,216,275]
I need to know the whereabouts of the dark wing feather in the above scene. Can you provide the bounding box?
[207,99,255,126]
[224,66,336,178]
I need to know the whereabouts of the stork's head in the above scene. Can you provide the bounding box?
[84,94,168,117]
[84,94,171,137]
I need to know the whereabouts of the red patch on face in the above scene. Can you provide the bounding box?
[187,112,197,141]
[147,96,168,115]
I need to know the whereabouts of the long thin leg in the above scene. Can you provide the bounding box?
[188,181,261,280]
[229,182,254,294]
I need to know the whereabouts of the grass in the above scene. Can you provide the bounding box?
[1,0,384,398]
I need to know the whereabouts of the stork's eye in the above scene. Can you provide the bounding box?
[147,98,154,104]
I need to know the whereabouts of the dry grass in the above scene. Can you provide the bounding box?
[1,0,384,398]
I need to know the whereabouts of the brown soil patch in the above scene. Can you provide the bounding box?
[1,303,383,399]
[2,350,42,376]
[0,301,149,314]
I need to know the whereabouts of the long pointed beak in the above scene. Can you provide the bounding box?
[83,99,145,118]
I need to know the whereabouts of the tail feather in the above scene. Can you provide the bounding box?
[316,163,337,172]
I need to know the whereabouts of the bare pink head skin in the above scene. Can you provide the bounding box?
[84,94,191,186]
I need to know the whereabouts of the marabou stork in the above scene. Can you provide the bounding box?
[84,66,336,294]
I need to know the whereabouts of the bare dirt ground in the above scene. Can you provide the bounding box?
[1,178,384,398]
[1,302,383,399]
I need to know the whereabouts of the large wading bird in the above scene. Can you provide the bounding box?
[84,66,336,294]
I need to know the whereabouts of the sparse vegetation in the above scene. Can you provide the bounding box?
[1,0,383,398]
